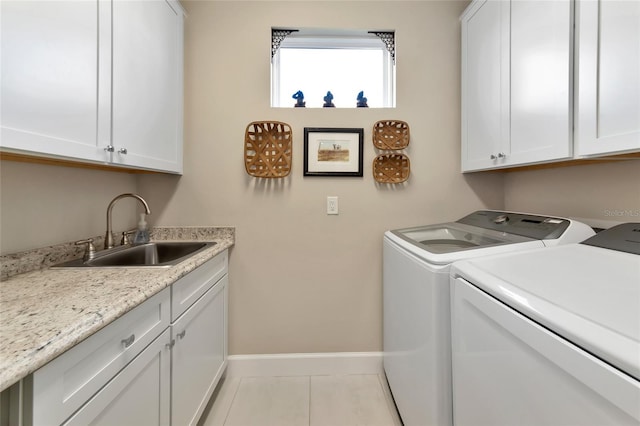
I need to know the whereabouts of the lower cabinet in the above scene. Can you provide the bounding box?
[171,275,227,425]
[63,329,171,426]
[5,249,229,425]
[28,287,171,426]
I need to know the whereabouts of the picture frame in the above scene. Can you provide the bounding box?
[303,128,364,177]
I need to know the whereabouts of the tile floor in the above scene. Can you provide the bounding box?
[199,374,403,426]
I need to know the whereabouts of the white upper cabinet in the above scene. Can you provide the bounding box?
[111,0,183,173]
[461,0,508,171]
[0,1,107,163]
[575,0,640,157]
[461,0,573,172]
[509,1,573,165]
[0,0,184,174]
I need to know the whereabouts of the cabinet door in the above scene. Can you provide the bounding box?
[575,0,640,156]
[0,0,110,163]
[111,0,184,173]
[31,287,170,426]
[63,329,171,426]
[509,0,572,165]
[461,0,510,171]
[172,276,227,426]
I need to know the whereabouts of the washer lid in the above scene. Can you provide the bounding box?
[386,222,541,265]
[452,243,640,380]
[391,222,533,254]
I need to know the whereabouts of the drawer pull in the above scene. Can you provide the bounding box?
[121,334,135,348]
[177,330,186,340]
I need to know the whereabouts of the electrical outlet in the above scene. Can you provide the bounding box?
[327,196,339,215]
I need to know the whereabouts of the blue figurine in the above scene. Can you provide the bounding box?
[323,91,335,108]
[292,90,306,107]
[356,91,368,108]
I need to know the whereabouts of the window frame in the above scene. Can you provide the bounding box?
[271,32,395,108]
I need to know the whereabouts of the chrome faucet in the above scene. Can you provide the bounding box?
[105,193,151,249]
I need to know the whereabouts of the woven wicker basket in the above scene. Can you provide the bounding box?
[373,153,410,183]
[244,121,292,178]
[372,120,410,150]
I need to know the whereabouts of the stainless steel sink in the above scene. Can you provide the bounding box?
[53,241,217,268]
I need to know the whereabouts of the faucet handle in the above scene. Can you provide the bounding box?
[75,238,97,261]
[121,230,137,246]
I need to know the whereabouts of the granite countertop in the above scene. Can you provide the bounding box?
[0,226,235,392]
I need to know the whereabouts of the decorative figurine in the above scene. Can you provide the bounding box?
[323,91,335,108]
[292,90,306,108]
[356,91,368,108]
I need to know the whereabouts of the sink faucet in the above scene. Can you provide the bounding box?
[105,193,151,249]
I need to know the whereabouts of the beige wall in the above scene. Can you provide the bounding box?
[0,161,139,254]
[504,160,640,228]
[3,0,636,357]
[1,0,637,356]
[137,0,503,355]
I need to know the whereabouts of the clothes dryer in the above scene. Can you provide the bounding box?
[383,210,595,426]
[450,223,640,425]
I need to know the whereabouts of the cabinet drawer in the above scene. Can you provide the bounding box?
[63,329,171,426]
[171,250,227,321]
[30,287,170,426]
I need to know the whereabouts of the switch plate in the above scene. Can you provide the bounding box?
[327,196,339,215]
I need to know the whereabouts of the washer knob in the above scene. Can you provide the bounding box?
[494,214,509,224]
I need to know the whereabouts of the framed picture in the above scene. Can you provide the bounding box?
[303,128,364,177]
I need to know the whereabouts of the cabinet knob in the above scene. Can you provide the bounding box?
[498,152,506,158]
[121,334,135,348]
[118,148,128,155]
[104,145,115,152]
[177,330,186,340]
[490,154,497,160]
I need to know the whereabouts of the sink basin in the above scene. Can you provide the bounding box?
[53,241,217,268]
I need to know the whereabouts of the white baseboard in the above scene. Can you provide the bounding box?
[226,352,383,377]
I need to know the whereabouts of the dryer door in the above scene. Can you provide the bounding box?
[451,277,640,426]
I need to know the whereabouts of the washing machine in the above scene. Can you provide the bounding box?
[383,210,595,426]
[450,223,640,425]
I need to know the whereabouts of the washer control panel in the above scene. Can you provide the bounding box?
[458,210,572,240]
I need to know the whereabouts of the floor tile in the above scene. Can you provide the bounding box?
[223,376,310,426]
[310,375,399,426]
[199,376,241,426]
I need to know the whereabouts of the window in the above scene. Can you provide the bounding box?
[271,29,396,108]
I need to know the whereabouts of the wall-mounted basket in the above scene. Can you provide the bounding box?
[372,120,410,150]
[373,153,410,184]
[244,121,292,178]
